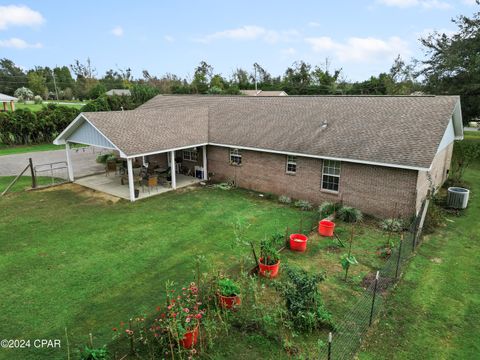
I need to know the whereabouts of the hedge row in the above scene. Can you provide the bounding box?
[0,105,80,145]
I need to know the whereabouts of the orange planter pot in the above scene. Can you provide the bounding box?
[289,234,308,252]
[318,220,335,237]
[218,293,241,309]
[179,325,199,349]
[258,258,280,278]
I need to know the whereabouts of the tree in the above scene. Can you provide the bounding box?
[27,71,48,99]
[192,61,213,93]
[14,87,34,102]
[0,58,27,95]
[421,3,480,123]
[70,58,96,79]
[231,68,250,89]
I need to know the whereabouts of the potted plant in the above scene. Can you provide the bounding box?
[217,278,241,309]
[165,282,205,349]
[258,237,281,278]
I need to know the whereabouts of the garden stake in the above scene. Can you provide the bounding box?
[249,241,259,267]
[89,332,93,348]
[334,233,345,248]
[64,327,70,360]
[128,319,134,355]
[369,271,380,327]
[285,226,289,247]
[327,332,332,360]
[395,235,404,279]
[344,227,355,281]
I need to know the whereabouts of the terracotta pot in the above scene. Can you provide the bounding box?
[289,234,308,252]
[218,293,241,309]
[258,258,280,278]
[179,325,199,349]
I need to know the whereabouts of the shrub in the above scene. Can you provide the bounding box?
[337,206,363,223]
[218,278,240,297]
[318,201,341,219]
[96,153,116,163]
[33,95,43,104]
[294,199,313,211]
[78,345,108,360]
[14,87,34,102]
[276,265,332,331]
[279,195,292,204]
[260,235,280,265]
[380,218,404,232]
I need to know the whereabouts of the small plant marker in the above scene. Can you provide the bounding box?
[328,332,332,360]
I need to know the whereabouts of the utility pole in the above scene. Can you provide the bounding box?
[51,68,59,101]
[253,63,258,93]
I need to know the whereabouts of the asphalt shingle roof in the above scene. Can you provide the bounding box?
[81,95,460,169]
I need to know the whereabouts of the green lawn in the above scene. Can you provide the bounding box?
[0,176,62,193]
[0,143,64,156]
[0,181,391,360]
[0,185,317,359]
[359,161,480,359]
[15,101,84,112]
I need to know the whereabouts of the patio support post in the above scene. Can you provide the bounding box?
[65,142,74,181]
[170,150,176,189]
[127,158,136,202]
[202,145,208,180]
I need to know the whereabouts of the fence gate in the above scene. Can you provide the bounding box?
[34,161,69,185]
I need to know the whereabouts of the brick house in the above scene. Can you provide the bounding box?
[54,95,463,218]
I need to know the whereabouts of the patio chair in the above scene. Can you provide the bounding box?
[142,175,158,193]
[105,160,117,176]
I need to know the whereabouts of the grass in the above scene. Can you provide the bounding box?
[0,143,64,156]
[0,176,62,193]
[358,160,480,359]
[0,182,390,360]
[15,101,84,112]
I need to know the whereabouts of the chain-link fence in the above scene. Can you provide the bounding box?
[319,199,430,360]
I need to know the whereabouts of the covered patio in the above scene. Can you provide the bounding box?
[53,111,209,201]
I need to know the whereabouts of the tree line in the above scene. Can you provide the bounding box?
[0,4,479,122]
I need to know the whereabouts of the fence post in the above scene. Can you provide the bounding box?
[369,271,379,327]
[29,158,36,189]
[327,332,332,360]
[395,235,403,279]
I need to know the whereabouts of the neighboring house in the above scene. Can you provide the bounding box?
[54,95,463,218]
[240,90,288,96]
[0,93,17,111]
[105,89,131,96]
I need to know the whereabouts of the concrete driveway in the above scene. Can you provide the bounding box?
[0,146,105,179]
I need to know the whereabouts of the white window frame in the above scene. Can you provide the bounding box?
[183,148,198,162]
[321,160,341,193]
[230,148,242,165]
[286,155,297,174]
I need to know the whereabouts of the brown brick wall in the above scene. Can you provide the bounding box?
[207,145,418,218]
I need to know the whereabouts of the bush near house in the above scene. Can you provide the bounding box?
[0,104,79,145]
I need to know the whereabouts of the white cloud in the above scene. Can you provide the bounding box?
[417,27,456,39]
[377,0,452,9]
[281,47,297,56]
[307,21,321,28]
[305,36,411,63]
[0,37,42,49]
[110,26,124,37]
[0,5,45,30]
[462,0,478,5]
[194,25,299,44]
[164,35,175,43]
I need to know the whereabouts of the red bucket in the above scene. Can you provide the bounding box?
[289,234,308,252]
[318,220,335,237]
[218,294,241,309]
[180,325,199,349]
[258,258,280,278]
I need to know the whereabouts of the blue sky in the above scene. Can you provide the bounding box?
[0,0,478,81]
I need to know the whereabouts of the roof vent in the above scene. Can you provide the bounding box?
[320,120,328,130]
[446,187,470,209]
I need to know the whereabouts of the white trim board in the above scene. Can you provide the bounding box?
[124,143,208,159]
[209,142,429,171]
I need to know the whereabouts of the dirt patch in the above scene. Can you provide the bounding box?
[431,257,443,264]
[36,183,122,204]
[325,245,342,253]
[361,272,394,293]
